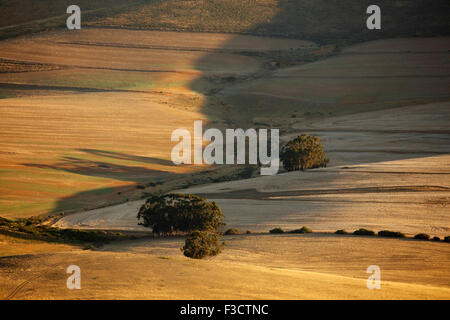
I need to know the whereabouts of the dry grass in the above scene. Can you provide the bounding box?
[1,234,449,299]
[0,7,448,299]
[219,37,450,126]
[87,0,450,45]
[1,1,449,45]
[0,29,311,218]
[0,91,209,217]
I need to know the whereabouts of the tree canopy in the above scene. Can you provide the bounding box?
[182,230,223,259]
[137,193,225,235]
[280,134,329,171]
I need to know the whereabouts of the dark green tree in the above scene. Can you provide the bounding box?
[137,193,225,235]
[182,230,223,259]
[280,134,329,171]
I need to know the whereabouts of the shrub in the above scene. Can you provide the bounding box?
[290,226,312,234]
[0,216,124,243]
[377,230,406,238]
[224,228,240,235]
[237,165,257,179]
[335,229,349,235]
[269,228,284,234]
[353,228,375,236]
[432,236,441,242]
[414,233,430,240]
[182,231,223,259]
[137,194,225,235]
[0,217,12,226]
[444,236,450,243]
[280,134,329,171]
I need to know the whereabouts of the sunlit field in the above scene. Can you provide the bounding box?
[0,0,449,301]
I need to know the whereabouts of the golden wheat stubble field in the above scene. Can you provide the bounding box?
[0,28,316,218]
[53,36,450,236]
[40,35,450,299]
[1,28,450,299]
[1,233,450,299]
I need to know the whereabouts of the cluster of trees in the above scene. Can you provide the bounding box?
[280,134,329,171]
[138,133,329,258]
[137,193,225,235]
[138,193,224,259]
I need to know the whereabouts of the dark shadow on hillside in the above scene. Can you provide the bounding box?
[188,0,450,127]
[78,149,175,167]
[23,157,174,182]
[22,149,180,215]
[13,1,450,219]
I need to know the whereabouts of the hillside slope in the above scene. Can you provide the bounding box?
[1,0,449,43]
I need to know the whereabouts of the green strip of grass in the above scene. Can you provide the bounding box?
[0,216,131,245]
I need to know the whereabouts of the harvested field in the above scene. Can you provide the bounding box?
[0,29,315,217]
[219,38,450,125]
[0,22,448,300]
[1,234,449,300]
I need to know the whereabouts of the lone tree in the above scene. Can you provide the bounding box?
[137,193,225,235]
[280,134,329,171]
